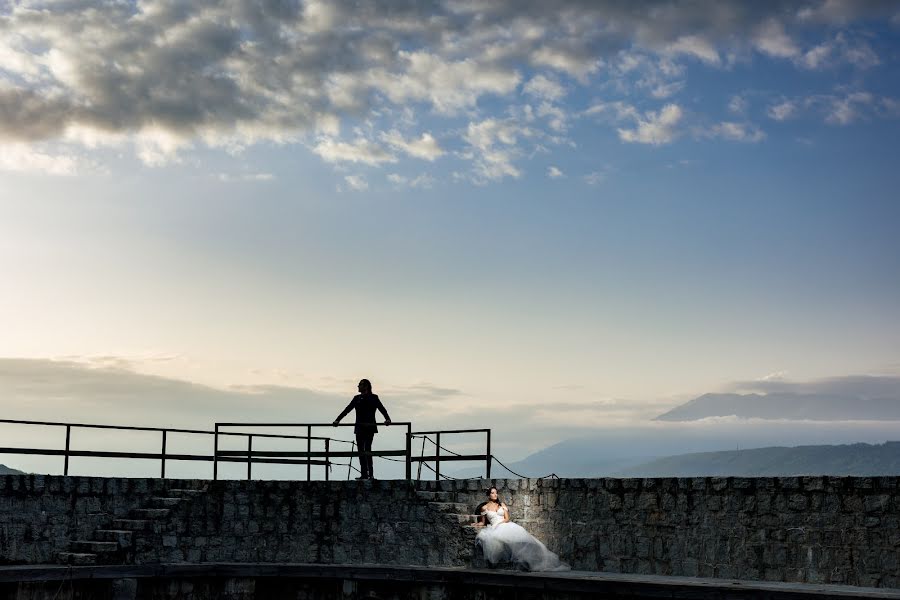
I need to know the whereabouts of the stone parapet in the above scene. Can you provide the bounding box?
[1,475,898,588]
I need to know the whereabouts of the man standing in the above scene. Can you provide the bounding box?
[333,379,391,480]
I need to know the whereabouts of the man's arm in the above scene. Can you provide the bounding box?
[333,398,356,426]
[376,397,392,425]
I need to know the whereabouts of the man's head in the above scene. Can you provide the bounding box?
[358,379,372,394]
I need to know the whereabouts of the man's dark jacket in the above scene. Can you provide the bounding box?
[336,393,391,434]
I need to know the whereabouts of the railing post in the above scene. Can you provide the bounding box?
[325,438,330,481]
[486,429,491,479]
[405,425,412,480]
[417,435,426,481]
[161,430,167,479]
[63,425,71,476]
[307,425,312,481]
[247,435,253,481]
[435,432,441,481]
[348,440,355,480]
[213,424,219,481]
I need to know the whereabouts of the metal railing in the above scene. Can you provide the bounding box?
[410,428,491,480]
[213,422,414,480]
[0,418,317,478]
[0,419,494,480]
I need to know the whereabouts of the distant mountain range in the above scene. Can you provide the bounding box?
[616,441,900,477]
[655,392,900,421]
[0,464,23,475]
[466,440,900,479]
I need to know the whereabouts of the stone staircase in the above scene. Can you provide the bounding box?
[58,487,206,566]
[415,488,489,567]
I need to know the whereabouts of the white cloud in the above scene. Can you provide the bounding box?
[702,121,766,143]
[215,172,274,183]
[368,51,521,115]
[530,46,600,81]
[523,75,566,102]
[728,95,748,115]
[618,104,683,146]
[0,143,81,176]
[767,92,900,125]
[387,173,435,189]
[536,102,568,132]
[665,35,720,65]
[753,19,799,58]
[584,171,607,185]
[767,100,797,121]
[313,137,396,166]
[547,166,564,179]
[343,174,369,191]
[650,81,685,99]
[462,118,534,182]
[798,33,880,70]
[824,92,873,125]
[380,130,444,161]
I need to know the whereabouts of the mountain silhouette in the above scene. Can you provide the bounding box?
[615,441,900,477]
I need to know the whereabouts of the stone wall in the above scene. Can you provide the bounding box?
[1,475,898,588]
[0,476,466,567]
[446,476,898,588]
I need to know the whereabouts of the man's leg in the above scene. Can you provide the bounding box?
[355,432,370,479]
[365,432,375,478]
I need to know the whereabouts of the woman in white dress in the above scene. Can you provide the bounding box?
[474,486,570,572]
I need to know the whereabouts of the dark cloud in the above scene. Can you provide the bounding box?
[1,0,896,154]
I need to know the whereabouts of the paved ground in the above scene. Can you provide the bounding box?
[1,563,899,599]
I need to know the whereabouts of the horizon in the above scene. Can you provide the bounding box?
[2,1,899,476]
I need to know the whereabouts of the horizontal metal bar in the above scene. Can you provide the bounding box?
[410,429,490,435]
[0,447,212,461]
[215,431,329,441]
[409,455,488,462]
[0,419,323,440]
[216,449,408,458]
[223,457,329,466]
[216,422,411,427]
[0,447,332,467]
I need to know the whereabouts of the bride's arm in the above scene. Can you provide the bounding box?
[501,503,510,522]
[475,510,486,527]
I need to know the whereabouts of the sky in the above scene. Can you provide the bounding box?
[1,1,900,476]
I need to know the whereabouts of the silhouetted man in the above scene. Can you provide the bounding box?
[333,379,391,480]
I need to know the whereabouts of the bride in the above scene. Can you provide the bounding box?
[474,486,570,572]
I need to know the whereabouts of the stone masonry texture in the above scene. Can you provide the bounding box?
[0,475,897,588]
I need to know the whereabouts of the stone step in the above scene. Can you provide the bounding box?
[167,488,205,497]
[112,519,152,531]
[148,496,182,508]
[70,540,120,553]
[454,514,480,525]
[427,502,471,514]
[58,552,97,566]
[130,508,171,519]
[94,529,134,546]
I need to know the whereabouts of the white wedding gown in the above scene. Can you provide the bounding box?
[475,507,570,572]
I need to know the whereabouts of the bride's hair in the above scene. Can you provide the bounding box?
[476,486,503,515]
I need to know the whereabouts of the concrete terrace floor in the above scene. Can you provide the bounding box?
[0,564,899,599]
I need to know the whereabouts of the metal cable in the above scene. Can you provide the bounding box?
[490,455,558,479]
[417,460,460,480]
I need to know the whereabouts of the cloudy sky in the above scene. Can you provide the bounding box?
[2,1,900,475]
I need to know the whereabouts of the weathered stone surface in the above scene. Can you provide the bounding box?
[1,475,899,589]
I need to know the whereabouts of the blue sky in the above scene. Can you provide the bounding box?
[1,1,899,467]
